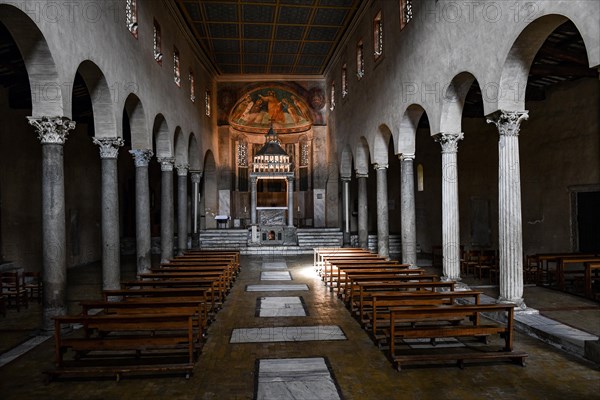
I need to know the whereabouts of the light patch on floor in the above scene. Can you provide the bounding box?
[257,296,307,317]
[0,335,52,368]
[262,262,288,270]
[261,271,292,281]
[246,284,309,292]
[256,357,342,400]
[231,325,346,343]
[403,337,465,349]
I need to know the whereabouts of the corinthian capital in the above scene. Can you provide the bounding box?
[130,149,153,167]
[27,116,76,145]
[399,153,415,162]
[176,164,189,176]
[157,157,175,171]
[486,110,529,136]
[434,132,464,153]
[190,170,203,183]
[93,137,124,159]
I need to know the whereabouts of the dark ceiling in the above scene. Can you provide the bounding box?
[175,0,361,75]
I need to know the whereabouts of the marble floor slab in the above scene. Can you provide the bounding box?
[231,325,346,343]
[403,337,465,349]
[246,284,309,292]
[261,271,292,281]
[262,262,288,270]
[257,296,307,317]
[256,357,342,400]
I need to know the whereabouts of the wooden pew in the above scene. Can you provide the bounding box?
[349,281,457,311]
[556,256,600,292]
[326,260,407,290]
[321,257,390,287]
[341,272,434,301]
[48,313,196,381]
[119,280,220,311]
[387,304,527,371]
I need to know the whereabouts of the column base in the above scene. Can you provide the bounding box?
[497,296,527,310]
[191,233,200,249]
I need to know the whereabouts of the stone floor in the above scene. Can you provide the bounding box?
[0,254,599,399]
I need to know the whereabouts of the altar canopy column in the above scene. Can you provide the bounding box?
[487,110,529,308]
[130,149,153,274]
[28,116,75,332]
[93,137,124,291]
[176,164,189,255]
[434,133,463,281]
[399,153,417,267]
[190,171,202,248]
[250,176,258,225]
[357,173,368,249]
[287,176,294,227]
[158,157,175,263]
[374,164,389,258]
[341,176,351,247]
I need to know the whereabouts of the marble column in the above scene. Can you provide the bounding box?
[176,164,189,255]
[93,137,124,291]
[374,164,389,258]
[158,157,175,263]
[27,116,76,332]
[399,153,417,267]
[434,133,463,281]
[356,173,368,249]
[250,176,258,225]
[487,110,529,308]
[341,177,351,247]
[287,176,294,227]
[190,171,202,248]
[130,149,153,274]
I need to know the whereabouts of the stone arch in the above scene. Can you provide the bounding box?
[152,114,172,158]
[124,93,149,149]
[496,14,598,112]
[74,60,117,138]
[188,133,201,171]
[372,124,393,165]
[174,127,188,165]
[0,4,64,117]
[354,137,370,175]
[339,145,353,178]
[439,72,478,134]
[398,104,430,155]
[202,150,218,228]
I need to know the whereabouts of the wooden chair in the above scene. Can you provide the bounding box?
[474,250,497,280]
[23,272,42,304]
[461,250,481,275]
[1,272,28,312]
[524,255,541,284]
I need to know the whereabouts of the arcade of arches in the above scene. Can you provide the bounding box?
[0,0,599,398]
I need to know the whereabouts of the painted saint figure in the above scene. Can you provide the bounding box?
[259,90,285,124]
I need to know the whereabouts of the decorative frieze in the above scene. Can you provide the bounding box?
[27,116,76,145]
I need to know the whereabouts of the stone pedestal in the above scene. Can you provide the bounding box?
[487,110,529,308]
[130,149,153,274]
[28,116,75,332]
[158,157,175,263]
[357,174,368,249]
[434,133,463,281]
[399,154,417,267]
[374,164,389,258]
[176,164,189,255]
[93,137,124,290]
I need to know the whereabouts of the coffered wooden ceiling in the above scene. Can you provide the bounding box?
[175,0,361,75]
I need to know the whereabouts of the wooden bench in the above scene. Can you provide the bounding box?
[322,258,392,288]
[326,260,408,290]
[118,281,220,311]
[48,313,197,381]
[342,272,435,301]
[387,304,527,371]
[349,281,457,311]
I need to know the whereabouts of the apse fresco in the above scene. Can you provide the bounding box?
[228,87,313,133]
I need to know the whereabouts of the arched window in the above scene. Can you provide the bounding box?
[400,0,413,30]
[417,163,424,192]
[329,81,335,111]
[205,90,212,116]
[189,71,195,102]
[341,63,348,98]
[173,47,181,86]
[373,10,383,60]
[356,40,364,79]
[126,0,138,38]
[153,20,162,64]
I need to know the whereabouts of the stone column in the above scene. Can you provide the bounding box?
[287,176,294,227]
[341,177,351,247]
[190,171,202,248]
[356,173,369,249]
[487,110,529,308]
[399,153,417,267]
[176,164,189,255]
[374,164,389,258]
[434,133,463,281]
[158,157,175,263]
[93,137,124,291]
[27,116,75,332]
[250,176,258,225]
[130,149,153,274]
